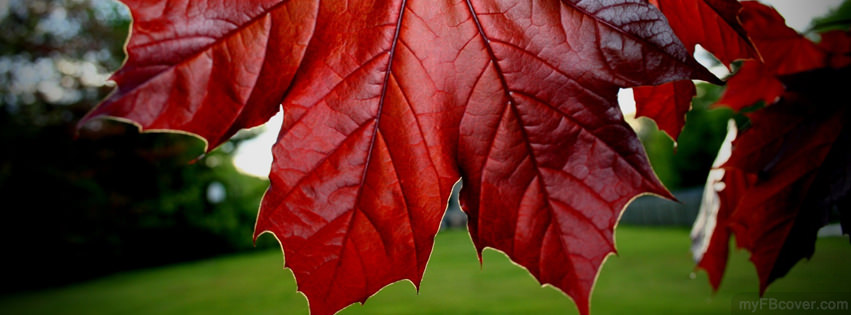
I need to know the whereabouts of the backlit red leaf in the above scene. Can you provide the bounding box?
[691,121,756,290]
[819,30,851,68]
[715,61,784,111]
[653,0,756,66]
[739,1,825,75]
[81,1,717,314]
[694,2,851,294]
[79,0,318,149]
[714,2,834,112]
[728,71,847,292]
[633,80,696,139]
[696,66,851,293]
[634,0,753,140]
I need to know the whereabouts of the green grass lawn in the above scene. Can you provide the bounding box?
[1,226,848,314]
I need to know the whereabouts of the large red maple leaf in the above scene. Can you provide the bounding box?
[80,1,717,314]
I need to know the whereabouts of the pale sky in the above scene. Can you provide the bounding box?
[231,109,283,178]
[232,0,846,178]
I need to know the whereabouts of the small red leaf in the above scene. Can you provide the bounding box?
[697,167,755,290]
[819,30,851,68]
[713,1,831,112]
[654,0,757,66]
[715,61,785,111]
[633,81,696,139]
[739,1,826,75]
[691,121,757,291]
[634,0,754,140]
[726,83,846,293]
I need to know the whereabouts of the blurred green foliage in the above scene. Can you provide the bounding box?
[811,0,851,32]
[0,0,272,292]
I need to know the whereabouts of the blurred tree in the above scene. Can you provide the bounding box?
[811,0,851,32]
[0,0,272,292]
